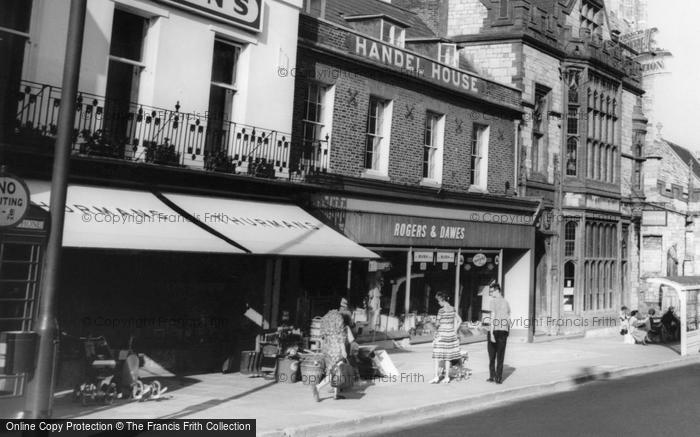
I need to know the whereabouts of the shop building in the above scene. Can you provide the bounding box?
[295,0,540,342]
[390,0,647,334]
[639,137,700,311]
[0,0,384,416]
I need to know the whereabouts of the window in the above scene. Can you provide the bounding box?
[565,221,577,257]
[301,83,332,172]
[0,0,33,142]
[364,96,391,173]
[566,137,578,176]
[499,0,509,18]
[104,9,148,143]
[586,74,619,183]
[633,132,644,191]
[381,20,405,48]
[584,221,617,311]
[564,261,576,289]
[470,124,490,189]
[580,0,601,38]
[531,85,550,174]
[423,112,444,182]
[206,38,241,154]
[439,43,458,68]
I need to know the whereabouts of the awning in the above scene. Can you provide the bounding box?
[27,181,243,253]
[161,192,379,258]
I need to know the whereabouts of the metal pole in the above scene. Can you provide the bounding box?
[25,0,87,419]
[404,248,412,317]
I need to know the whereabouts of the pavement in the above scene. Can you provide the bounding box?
[51,335,700,436]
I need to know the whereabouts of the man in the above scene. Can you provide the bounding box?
[486,283,510,384]
[661,306,680,342]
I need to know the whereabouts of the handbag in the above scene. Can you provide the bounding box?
[330,359,354,389]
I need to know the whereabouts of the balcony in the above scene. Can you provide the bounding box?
[5,81,329,182]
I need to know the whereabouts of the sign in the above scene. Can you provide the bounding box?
[620,28,659,54]
[436,252,455,263]
[347,35,486,98]
[0,173,30,228]
[413,251,434,263]
[472,253,487,267]
[157,0,263,33]
[642,210,667,226]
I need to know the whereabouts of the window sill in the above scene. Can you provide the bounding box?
[361,169,390,181]
[419,178,442,188]
[468,185,488,194]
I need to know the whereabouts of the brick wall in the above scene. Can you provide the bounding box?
[293,53,517,194]
[460,43,519,86]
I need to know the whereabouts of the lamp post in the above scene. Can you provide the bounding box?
[24,0,87,419]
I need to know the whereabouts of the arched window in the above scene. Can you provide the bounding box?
[565,221,577,256]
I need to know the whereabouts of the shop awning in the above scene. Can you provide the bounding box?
[161,192,380,258]
[27,181,244,253]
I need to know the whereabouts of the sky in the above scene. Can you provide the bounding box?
[644,1,700,149]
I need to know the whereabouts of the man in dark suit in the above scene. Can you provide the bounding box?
[486,283,511,384]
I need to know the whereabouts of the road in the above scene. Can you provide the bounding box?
[378,364,700,437]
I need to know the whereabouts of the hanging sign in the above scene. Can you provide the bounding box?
[472,253,487,267]
[436,252,455,263]
[0,172,30,228]
[414,251,434,263]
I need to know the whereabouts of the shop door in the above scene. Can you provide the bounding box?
[460,255,499,323]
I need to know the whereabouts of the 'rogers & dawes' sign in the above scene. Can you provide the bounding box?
[157,0,263,33]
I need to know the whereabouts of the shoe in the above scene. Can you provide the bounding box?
[441,377,451,384]
[495,377,503,384]
[486,377,495,383]
[311,385,320,402]
[429,376,441,384]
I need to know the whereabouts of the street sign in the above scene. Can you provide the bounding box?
[0,171,30,228]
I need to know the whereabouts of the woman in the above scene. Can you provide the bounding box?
[312,309,352,402]
[430,291,461,384]
[628,310,649,345]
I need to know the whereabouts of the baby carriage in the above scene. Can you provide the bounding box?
[71,335,119,405]
[438,350,471,381]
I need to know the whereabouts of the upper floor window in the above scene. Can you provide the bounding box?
[205,38,241,153]
[470,124,490,189]
[0,0,32,33]
[423,112,444,182]
[499,0,509,18]
[439,43,458,68]
[381,20,405,48]
[565,221,577,257]
[302,83,326,149]
[365,96,392,174]
[585,73,619,183]
[580,0,601,38]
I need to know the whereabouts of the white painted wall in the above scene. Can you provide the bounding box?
[504,250,532,342]
[22,0,301,134]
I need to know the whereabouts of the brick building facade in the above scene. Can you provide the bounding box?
[296,0,540,341]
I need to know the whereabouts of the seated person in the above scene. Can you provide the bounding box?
[646,308,662,343]
[661,306,681,342]
[628,310,649,345]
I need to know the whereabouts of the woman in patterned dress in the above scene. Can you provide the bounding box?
[430,291,461,384]
[312,309,350,401]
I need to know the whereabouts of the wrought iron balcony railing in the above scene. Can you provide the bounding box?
[8,80,330,181]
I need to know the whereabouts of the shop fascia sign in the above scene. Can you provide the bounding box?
[157,0,263,33]
[0,171,30,229]
[347,35,483,97]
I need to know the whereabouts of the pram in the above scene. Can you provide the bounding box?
[71,335,119,405]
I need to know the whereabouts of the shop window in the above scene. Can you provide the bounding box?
[439,43,458,68]
[364,96,392,174]
[423,112,444,182]
[470,124,490,189]
[565,221,577,257]
[381,20,405,48]
[104,9,148,145]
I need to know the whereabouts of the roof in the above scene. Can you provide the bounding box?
[665,139,700,180]
[324,0,436,39]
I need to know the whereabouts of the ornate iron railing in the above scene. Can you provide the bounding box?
[10,80,330,180]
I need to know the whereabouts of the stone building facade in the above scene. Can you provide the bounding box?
[393,0,647,335]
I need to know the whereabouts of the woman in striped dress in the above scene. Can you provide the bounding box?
[430,291,461,384]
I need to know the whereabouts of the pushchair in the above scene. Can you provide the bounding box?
[71,335,119,405]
